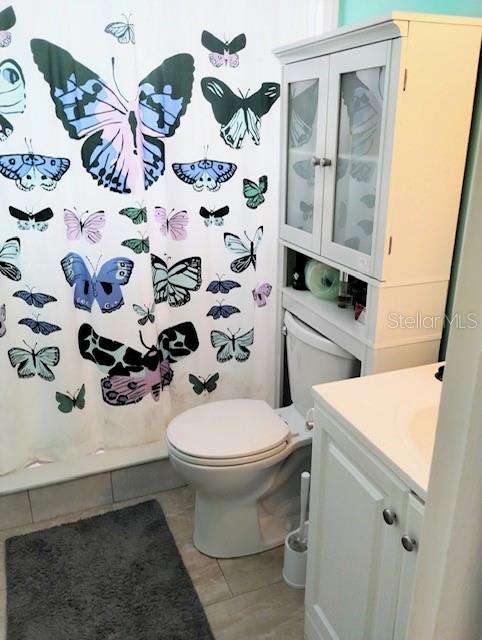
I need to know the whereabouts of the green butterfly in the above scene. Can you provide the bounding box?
[56,384,86,413]
[243,175,268,209]
[119,206,147,225]
[121,235,150,254]
[133,302,155,326]
[189,372,219,395]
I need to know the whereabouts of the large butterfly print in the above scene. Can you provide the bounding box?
[288,80,318,148]
[151,254,202,307]
[64,209,105,244]
[172,158,236,192]
[8,343,60,381]
[224,226,263,273]
[0,59,25,140]
[30,39,194,194]
[211,328,254,363]
[78,321,199,405]
[0,236,20,281]
[9,206,53,231]
[201,78,280,149]
[0,152,70,191]
[201,31,246,68]
[61,253,133,313]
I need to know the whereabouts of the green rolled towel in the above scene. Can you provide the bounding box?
[304,259,340,300]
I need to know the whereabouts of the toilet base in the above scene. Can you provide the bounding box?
[193,491,295,558]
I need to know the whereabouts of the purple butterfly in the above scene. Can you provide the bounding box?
[61,253,134,313]
[252,282,272,307]
[64,209,106,244]
[155,206,189,240]
[207,300,240,320]
[31,39,194,194]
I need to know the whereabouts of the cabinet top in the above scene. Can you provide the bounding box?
[273,11,482,63]
[313,362,443,499]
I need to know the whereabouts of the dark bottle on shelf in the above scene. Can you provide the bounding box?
[292,254,307,290]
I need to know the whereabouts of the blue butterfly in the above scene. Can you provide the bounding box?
[151,254,202,307]
[18,316,61,335]
[0,152,70,191]
[207,300,240,320]
[30,39,194,194]
[206,275,240,294]
[210,328,254,363]
[60,253,134,313]
[172,158,237,191]
[13,288,57,308]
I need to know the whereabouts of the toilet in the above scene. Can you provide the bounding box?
[167,310,360,558]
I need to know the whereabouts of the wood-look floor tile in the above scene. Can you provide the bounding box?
[206,581,305,640]
[219,546,284,596]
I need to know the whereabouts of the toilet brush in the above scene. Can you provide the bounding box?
[290,471,310,552]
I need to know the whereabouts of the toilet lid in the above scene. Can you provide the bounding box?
[167,399,290,460]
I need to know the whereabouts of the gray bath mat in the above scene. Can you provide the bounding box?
[5,500,214,639]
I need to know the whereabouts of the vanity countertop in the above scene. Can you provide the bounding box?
[312,363,443,500]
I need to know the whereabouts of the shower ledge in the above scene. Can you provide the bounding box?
[0,442,168,496]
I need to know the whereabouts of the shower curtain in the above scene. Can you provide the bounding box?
[0,0,326,475]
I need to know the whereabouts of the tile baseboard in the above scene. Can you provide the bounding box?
[0,458,185,530]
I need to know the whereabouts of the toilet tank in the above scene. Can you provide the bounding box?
[284,310,360,419]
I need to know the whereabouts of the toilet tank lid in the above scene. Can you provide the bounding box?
[167,399,290,459]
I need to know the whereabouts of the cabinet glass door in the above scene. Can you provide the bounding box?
[322,41,391,275]
[280,57,329,253]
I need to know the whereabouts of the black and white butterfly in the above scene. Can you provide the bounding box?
[201,78,280,149]
[224,226,263,273]
[288,80,318,147]
[151,254,202,307]
[9,206,53,231]
[210,328,254,363]
[18,316,61,335]
[8,342,60,381]
[133,303,155,326]
[199,205,229,227]
[0,59,25,140]
[0,6,16,48]
[201,31,246,68]
[105,14,135,45]
[0,236,20,281]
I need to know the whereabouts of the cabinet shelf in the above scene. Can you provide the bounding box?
[281,286,368,361]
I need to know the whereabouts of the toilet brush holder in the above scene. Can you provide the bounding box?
[282,521,309,589]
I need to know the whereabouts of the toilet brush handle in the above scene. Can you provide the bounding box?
[298,472,310,542]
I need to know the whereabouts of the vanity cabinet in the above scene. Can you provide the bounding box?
[305,404,425,640]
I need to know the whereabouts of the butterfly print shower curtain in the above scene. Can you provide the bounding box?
[0,0,323,475]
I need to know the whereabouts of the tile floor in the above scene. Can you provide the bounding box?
[0,485,305,639]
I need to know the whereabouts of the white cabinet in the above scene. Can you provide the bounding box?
[273,13,482,393]
[305,405,425,640]
[276,14,482,282]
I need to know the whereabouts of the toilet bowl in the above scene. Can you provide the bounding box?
[167,310,360,558]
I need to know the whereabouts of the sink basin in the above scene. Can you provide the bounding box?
[407,406,439,459]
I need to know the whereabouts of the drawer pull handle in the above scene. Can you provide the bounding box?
[382,508,397,525]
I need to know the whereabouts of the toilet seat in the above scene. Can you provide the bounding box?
[167,399,290,466]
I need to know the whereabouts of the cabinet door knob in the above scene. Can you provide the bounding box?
[382,508,397,525]
[401,535,417,552]
[311,156,332,167]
